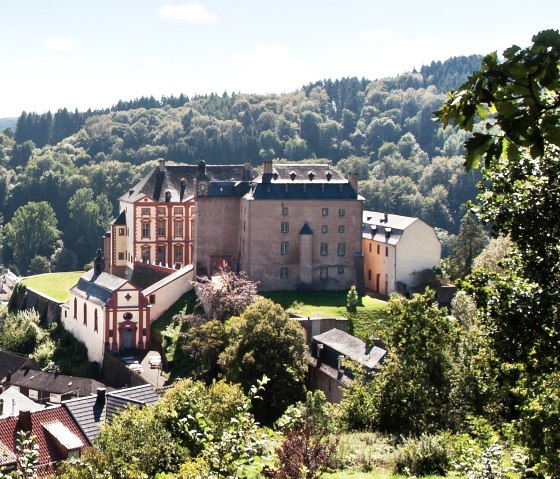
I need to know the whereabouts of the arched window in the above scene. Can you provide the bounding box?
[83,303,87,326]
[73,298,77,320]
[94,309,98,333]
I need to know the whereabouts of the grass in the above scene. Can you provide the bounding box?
[261,290,389,341]
[20,271,84,302]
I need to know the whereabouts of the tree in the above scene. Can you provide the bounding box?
[437,30,560,474]
[4,201,60,274]
[219,298,306,424]
[194,269,258,321]
[27,255,51,275]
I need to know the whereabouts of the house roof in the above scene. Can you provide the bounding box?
[362,210,419,245]
[0,387,45,418]
[113,210,127,226]
[121,163,255,203]
[0,349,38,384]
[0,406,87,478]
[70,269,130,307]
[63,384,159,444]
[313,328,386,370]
[7,368,106,397]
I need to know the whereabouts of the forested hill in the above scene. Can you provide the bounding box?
[0,54,482,274]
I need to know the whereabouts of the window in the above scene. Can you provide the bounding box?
[157,220,166,237]
[338,225,345,234]
[320,267,328,279]
[83,303,87,326]
[281,241,289,255]
[282,206,289,216]
[141,222,150,238]
[322,207,329,216]
[118,252,124,260]
[149,294,156,304]
[141,246,150,262]
[377,244,380,255]
[174,245,183,263]
[94,310,98,333]
[141,207,150,216]
[119,227,125,236]
[339,208,345,217]
[143,328,147,337]
[320,242,328,256]
[369,243,372,252]
[368,269,372,281]
[338,266,345,275]
[280,267,289,279]
[174,221,183,238]
[73,298,77,320]
[123,312,133,320]
[174,207,183,216]
[321,225,328,234]
[158,206,166,215]
[385,246,389,257]
[281,222,289,233]
[109,329,113,338]
[337,242,346,256]
[67,450,80,460]
[28,389,39,400]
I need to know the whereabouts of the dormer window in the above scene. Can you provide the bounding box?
[290,171,296,181]
[165,191,172,202]
[308,170,315,181]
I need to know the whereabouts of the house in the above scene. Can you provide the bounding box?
[362,211,441,297]
[0,387,45,418]
[63,384,159,444]
[0,406,87,478]
[61,251,193,364]
[0,349,38,390]
[5,368,106,404]
[306,328,386,403]
[195,159,364,290]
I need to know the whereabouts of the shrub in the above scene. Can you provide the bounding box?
[394,433,450,476]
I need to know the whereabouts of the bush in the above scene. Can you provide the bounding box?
[394,433,450,476]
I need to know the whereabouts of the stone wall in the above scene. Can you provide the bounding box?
[100,352,148,389]
[8,285,63,323]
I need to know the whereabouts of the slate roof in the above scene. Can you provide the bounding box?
[0,349,38,384]
[0,387,45,418]
[121,164,255,203]
[63,384,159,444]
[299,222,314,235]
[7,368,106,397]
[70,269,129,307]
[362,210,418,245]
[0,406,87,478]
[113,209,127,225]
[313,328,386,370]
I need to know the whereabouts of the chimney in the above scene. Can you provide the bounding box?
[18,409,32,431]
[262,160,273,183]
[347,171,358,193]
[94,248,104,275]
[96,387,106,404]
[158,159,166,172]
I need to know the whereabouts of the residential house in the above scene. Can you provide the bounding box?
[307,328,386,403]
[0,406,87,478]
[362,211,441,297]
[6,368,106,404]
[0,387,45,418]
[0,349,38,390]
[63,384,159,444]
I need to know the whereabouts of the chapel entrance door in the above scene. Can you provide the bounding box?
[123,329,133,349]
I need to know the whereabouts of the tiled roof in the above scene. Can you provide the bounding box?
[70,269,130,307]
[0,349,38,383]
[8,368,106,397]
[313,328,386,370]
[0,387,45,418]
[0,406,87,478]
[121,164,255,203]
[63,385,158,444]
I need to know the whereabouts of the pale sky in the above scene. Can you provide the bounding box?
[0,0,558,117]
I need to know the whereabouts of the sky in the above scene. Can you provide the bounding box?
[0,0,558,118]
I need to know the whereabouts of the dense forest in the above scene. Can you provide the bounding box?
[0,55,482,274]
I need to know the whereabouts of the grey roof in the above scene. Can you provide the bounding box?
[113,210,126,226]
[0,349,38,383]
[64,385,158,445]
[8,369,106,397]
[121,164,255,203]
[260,164,346,183]
[361,211,420,245]
[299,222,314,235]
[313,328,386,370]
[0,387,45,418]
[70,269,130,307]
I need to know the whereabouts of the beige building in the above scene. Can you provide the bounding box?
[362,211,441,297]
[195,160,364,291]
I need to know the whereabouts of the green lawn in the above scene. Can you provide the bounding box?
[20,271,84,302]
[261,290,389,340]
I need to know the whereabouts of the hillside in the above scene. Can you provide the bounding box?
[0,54,482,273]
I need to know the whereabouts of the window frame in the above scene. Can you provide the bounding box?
[322,207,329,217]
[281,241,289,255]
[281,222,289,233]
[337,242,346,256]
[320,242,328,256]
